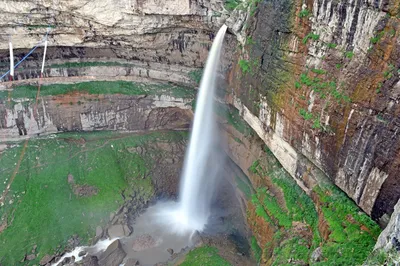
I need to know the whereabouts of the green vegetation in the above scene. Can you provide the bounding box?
[239,59,251,74]
[0,131,188,265]
[383,64,395,79]
[251,236,262,263]
[188,69,203,85]
[246,37,255,45]
[249,160,260,174]
[251,193,273,223]
[180,246,231,266]
[249,0,262,16]
[326,43,337,49]
[299,108,313,120]
[215,103,255,136]
[303,33,320,44]
[376,82,382,94]
[344,51,354,59]
[224,0,242,11]
[313,185,381,265]
[248,145,380,265]
[234,175,252,198]
[370,31,385,44]
[364,248,400,265]
[1,81,195,101]
[330,87,351,103]
[299,8,311,18]
[256,187,292,228]
[294,69,351,129]
[249,155,320,265]
[311,68,327,75]
[312,116,322,129]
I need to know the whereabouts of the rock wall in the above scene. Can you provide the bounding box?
[218,107,381,265]
[375,198,400,251]
[0,0,230,78]
[227,0,400,225]
[0,92,193,141]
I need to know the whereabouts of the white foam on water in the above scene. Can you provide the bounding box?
[52,238,117,266]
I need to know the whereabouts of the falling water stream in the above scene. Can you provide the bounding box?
[178,24,228,231]
[157,24,228,234]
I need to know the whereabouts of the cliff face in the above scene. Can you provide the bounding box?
[0,90,193,140]
[227,0,400,225]
[0,0,228,74]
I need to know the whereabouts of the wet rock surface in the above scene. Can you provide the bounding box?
[98,240,126,266]
[131,234,160,251]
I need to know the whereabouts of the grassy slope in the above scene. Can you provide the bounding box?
[179,246,231,266]
[0,131,187,265]
[0,80,195,101]
[248,148,381,265]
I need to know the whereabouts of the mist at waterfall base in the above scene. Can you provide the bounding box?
[146,24,228,235]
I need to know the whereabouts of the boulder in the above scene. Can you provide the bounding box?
[78,250,87,257]
[191,230,202,245]
[132,234,159,251]
[27,254,36,261]
[123,224,132,236]
[108,224,125,239]
[99,239,126,266]
[95,226,103,238]
[167,248,174,255]
[375,199,400,251]
[80,256,99,266]
[40,254,54,265]
[61,257,71,265]
[124,258,139,266]
[311,247,322,262]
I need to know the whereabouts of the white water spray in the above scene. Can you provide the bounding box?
[156,25,228,234]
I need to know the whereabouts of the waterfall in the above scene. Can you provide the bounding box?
[154,25,228,235]
[177,24,228,232]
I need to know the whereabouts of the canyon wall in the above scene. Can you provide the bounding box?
[0,0,228,75]
[226,0,400,226]
[0,91,193,141]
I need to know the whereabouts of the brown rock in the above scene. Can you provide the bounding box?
[124,258,139,266]
[67,174,74,184]
[80,256,99,266]
[132,234,159,251]
[78,250,87,257]
[40,254,54,265]
[99,239,126,266]
[108,224,125,239]
[27,254,36,261]
[96,226,103,238]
